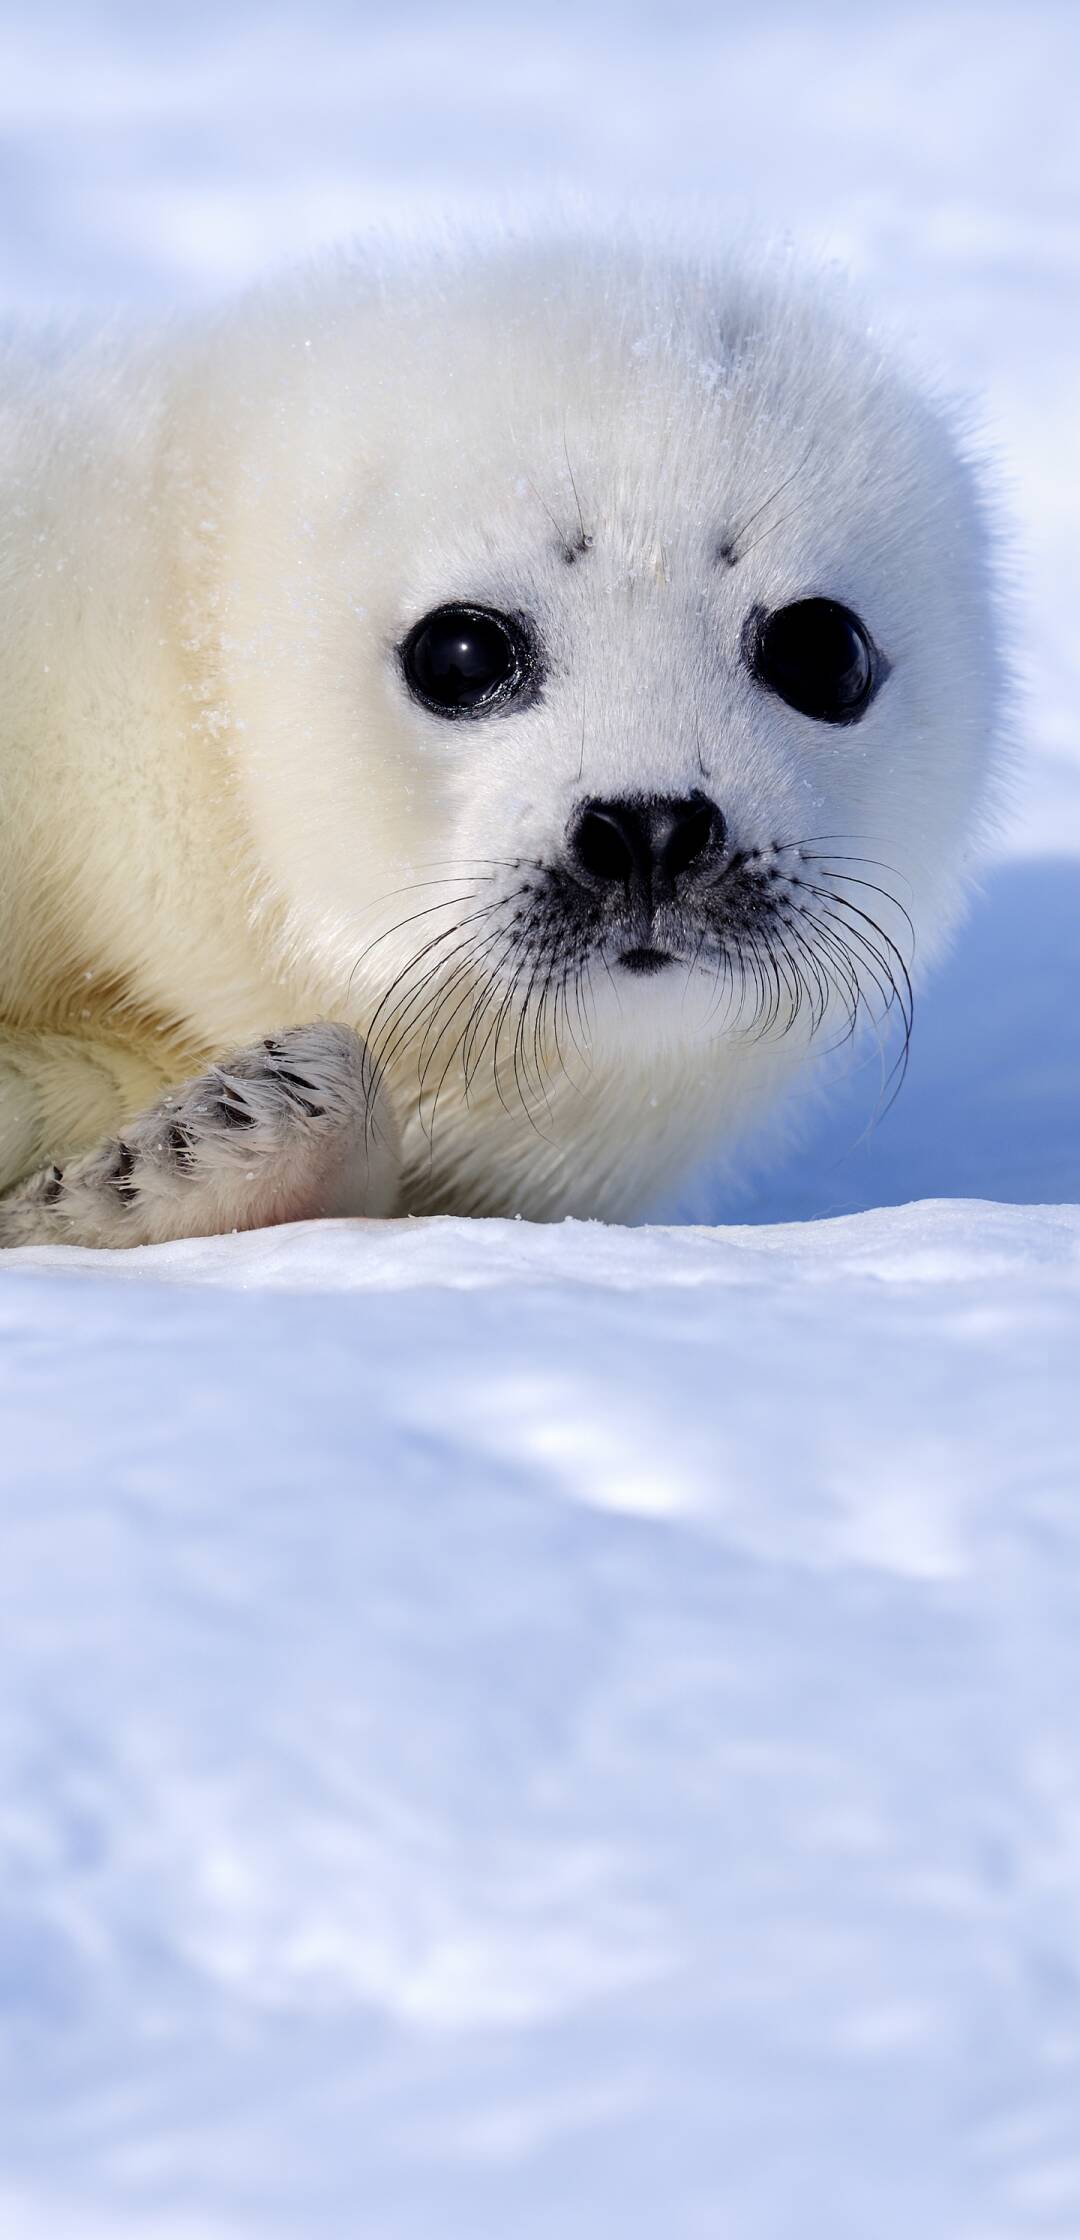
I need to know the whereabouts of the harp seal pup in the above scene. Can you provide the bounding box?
[0,237,1000,1246]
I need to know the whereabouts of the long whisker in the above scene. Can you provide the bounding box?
[421,931,520,1149]
[461,942,523,1102]
[360,902,507,1101]
[563,426,590,553]
[722,438,813,562]
[801,882,915,1029]
[415,922,513,1081]
[346,887,480,1010]
[729,503,808,563]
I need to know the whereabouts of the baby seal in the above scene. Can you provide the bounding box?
[0,238,1000,1245]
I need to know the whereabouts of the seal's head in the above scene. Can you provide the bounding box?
[200,239,1001,1217]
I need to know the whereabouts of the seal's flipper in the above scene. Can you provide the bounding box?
[0,1023,400,1248]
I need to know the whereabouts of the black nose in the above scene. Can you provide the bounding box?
[569,792,724,897]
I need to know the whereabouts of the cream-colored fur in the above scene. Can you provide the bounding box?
[0,238,1000,1243]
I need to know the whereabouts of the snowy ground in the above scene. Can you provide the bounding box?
[2,4,1079,2235]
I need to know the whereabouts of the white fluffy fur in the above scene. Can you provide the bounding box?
[0,236,1001,1240]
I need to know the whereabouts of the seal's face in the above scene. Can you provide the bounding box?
[393,590,891,1031]
[215,246,999,1213]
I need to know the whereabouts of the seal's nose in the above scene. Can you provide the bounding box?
[569,793,723,898]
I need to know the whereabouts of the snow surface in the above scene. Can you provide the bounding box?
[2,4,1079,2234]
[5,1205,1080,2239]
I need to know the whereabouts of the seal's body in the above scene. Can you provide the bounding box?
[0,242,1000,1245]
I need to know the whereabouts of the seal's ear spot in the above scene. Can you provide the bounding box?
[744,597,882,725]
[399,604,541,719]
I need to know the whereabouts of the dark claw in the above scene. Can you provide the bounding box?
[217,1092,257,1130]
[166,1121,198,1170]
[272,1069,324,1119]
[42,1165,65,1205]
[111,1142,139,1204]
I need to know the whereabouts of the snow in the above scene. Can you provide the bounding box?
[2,4,1079,2234]
[5,1204,1080,2237]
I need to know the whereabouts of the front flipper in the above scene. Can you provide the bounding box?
[0,1023,400,1249]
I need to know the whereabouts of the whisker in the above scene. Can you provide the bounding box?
[420,932,520,1148]
[729,502,808,564]
[362,905,506,1101]
[722,438,813,562]
[806,868,918,957]
[461,943,524,1103]
[802,883,915,1030]
[346,886,485,1006]
[414,923,513,1082]
[563,426,590,553]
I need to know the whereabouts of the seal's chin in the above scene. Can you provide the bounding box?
[618,946,675,977]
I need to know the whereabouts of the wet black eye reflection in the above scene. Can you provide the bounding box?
[746,598,878,724]
[400,604,536,718]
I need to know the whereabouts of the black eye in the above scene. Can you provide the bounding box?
[746,598,878,724]
[399,603,536,718]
